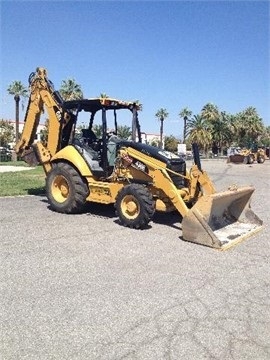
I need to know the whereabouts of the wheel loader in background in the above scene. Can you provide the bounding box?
[228,147,266,164]
[15,67,263,250]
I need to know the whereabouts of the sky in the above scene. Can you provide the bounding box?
[0,0,269,139]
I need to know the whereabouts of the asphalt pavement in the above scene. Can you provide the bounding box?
[0,165,34,172]
[1,159,270,359]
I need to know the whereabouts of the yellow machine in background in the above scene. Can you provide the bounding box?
[16,68,263,250]
[228,147,266,164]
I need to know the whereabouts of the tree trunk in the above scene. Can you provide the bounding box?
[183,116,187,142]
[14,95,20,161]
[160,118,164,149]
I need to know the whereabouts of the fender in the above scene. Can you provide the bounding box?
[51,145,93,177]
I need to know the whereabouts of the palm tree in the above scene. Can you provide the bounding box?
[233,107,264,147]
[7,81,28,147]
[225,113,238,145]
[164,135,178,152]
[210,111,232,155]
[92,124,103,138]
[260,125,270,147]
[186,114,212,154]
[179,107,192,142]
[155,108,169,149]
[241,107,264,146]
[117,125,131,140]
[59,78,83,100]
[201,103,219,122]
[201,104,232,155]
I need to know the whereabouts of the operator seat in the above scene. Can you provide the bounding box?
[81,128,102,153]
[82,129,97,145]
[75,129,104,176]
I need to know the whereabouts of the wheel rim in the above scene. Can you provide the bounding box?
[121,195,140,219]
[51,175,70,203]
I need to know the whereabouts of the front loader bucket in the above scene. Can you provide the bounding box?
[182,186,263,250]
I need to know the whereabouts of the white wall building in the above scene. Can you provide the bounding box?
[140,132,162,146]
[4,120,46,146]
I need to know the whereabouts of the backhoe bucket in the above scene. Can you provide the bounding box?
[182,186,263,250]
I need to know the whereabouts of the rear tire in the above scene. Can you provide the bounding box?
[115,184,155,229]
[46,162,89,213]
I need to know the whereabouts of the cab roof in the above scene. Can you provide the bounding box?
[63,98,139,113]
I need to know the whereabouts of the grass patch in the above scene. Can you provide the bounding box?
[0,166,46,196]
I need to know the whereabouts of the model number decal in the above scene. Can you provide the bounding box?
[133,160,147,173]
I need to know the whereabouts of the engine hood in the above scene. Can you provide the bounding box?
[119,141,185,166]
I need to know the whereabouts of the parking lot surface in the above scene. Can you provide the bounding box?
[0,165,34,172]
[1,159,270,359]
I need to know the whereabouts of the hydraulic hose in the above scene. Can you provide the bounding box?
[192,143,202,171]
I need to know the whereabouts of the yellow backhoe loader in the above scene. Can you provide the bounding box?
[16,67,263,250]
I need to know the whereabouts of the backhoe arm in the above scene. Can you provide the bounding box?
[15,68,72,165]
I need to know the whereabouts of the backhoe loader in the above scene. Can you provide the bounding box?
[16,67,263,250]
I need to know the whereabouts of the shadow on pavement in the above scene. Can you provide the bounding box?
[39,195,182,230]
[27,187,46,196]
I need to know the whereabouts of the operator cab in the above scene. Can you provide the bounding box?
[63,98,141,178]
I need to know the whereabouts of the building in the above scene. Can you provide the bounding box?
[140,132,162,146]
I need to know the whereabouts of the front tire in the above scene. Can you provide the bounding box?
[257,155,265,164]
[248,155,254,164]
[243,156,249,164]
[115,184,155,229]
[243,155,253,164]
[46,162,89,213]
